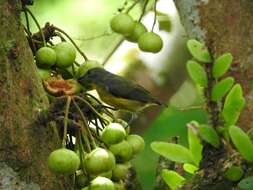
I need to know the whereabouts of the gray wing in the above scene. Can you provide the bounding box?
[101,71,162,105]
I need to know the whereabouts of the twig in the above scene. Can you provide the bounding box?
[62,96,72,147]
[151,0,157,32]
[72,99,97,149]
[126,0,141,13]
[102,37,124,66]
[74,95,110,124]
[138,0,149,22]
[24,7,46,47]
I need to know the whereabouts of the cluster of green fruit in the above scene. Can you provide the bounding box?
[110,13,163,53]
[35,41,79,82]
[47,121,145,190]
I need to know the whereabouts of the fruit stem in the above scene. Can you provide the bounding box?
[85,93,117,120]
[102,37,124,66]
[24,7,46,47]
[23,25,36,53]
[53,26,89,61]
[77,132,89,176]
[73,95,110,124]
[72,99,97,149]
[125,0,140,13]
[62,96,72,147]
[74,31,113,42]
[138,0,149,22]
[151,0,157,32]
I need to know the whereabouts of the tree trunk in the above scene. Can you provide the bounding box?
[174,0,253,130]
[0,1,71,189]
[173,0,253,189]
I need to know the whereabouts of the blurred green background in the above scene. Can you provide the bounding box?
[24,0,207,189]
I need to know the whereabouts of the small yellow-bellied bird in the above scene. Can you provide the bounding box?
[77,66,164,112]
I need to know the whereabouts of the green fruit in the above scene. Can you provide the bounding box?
[126,134,145,154]
[76,60,103,78]
[112,163,130,181]
[101,123,126,145]
[88,176,115,190]
[116,119,130,135]
[85,148,116,175]
[138,32,163,53]
[37,68,51,80]
[110,13,135,35]
[54,42,76,68]
[35,47,56,68]
[224,166,243,182]
[47,148,80,175]
[126,22,147,42]
[109,140,133,162]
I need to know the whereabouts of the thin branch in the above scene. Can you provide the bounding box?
[62,96,71,147]
[102,37,124,66]
[138,0,149,22]
[24,7,46,46]
[151,0,157,32]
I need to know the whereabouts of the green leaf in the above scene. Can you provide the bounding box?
[198,124,220,148]
[183,163,198,174]
[187,60,208,87]
[151,142,193,164]
[157,12,172,32]
[187,39,212,63]
[224,165,243,182]
[238,176,253,190]
[229,125,253,162]
[211,77,234,101]
[212,53,233,79]
[188,126,203,166]
[222,84,245,126]
[161,169,185,190]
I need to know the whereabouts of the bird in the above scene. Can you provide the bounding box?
[77,67,164,112]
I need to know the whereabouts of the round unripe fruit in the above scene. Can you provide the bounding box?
[35,47,56,68]
[110,13,135,35]
[88,176,114,190]
[126,22,147,42]
[126,134,145,155]
[109,140,133,162]
[138,32,163,53]
[101,123,126,145]
[38,68,51,80]
[47,148,80,175]
[54,42,76,68]
[112,163,130,181]
[85,148,116,175]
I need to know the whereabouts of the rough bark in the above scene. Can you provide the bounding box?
[0,1,71,189]
[173,0,253,189]
[174,0,253,130]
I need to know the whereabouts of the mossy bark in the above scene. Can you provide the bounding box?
[173,0,253,189]
[0,1,71,189]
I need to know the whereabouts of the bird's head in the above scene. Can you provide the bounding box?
[76,60,104,90]
[77,67,105,90]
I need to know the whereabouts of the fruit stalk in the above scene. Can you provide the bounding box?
[62,96,72,147]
